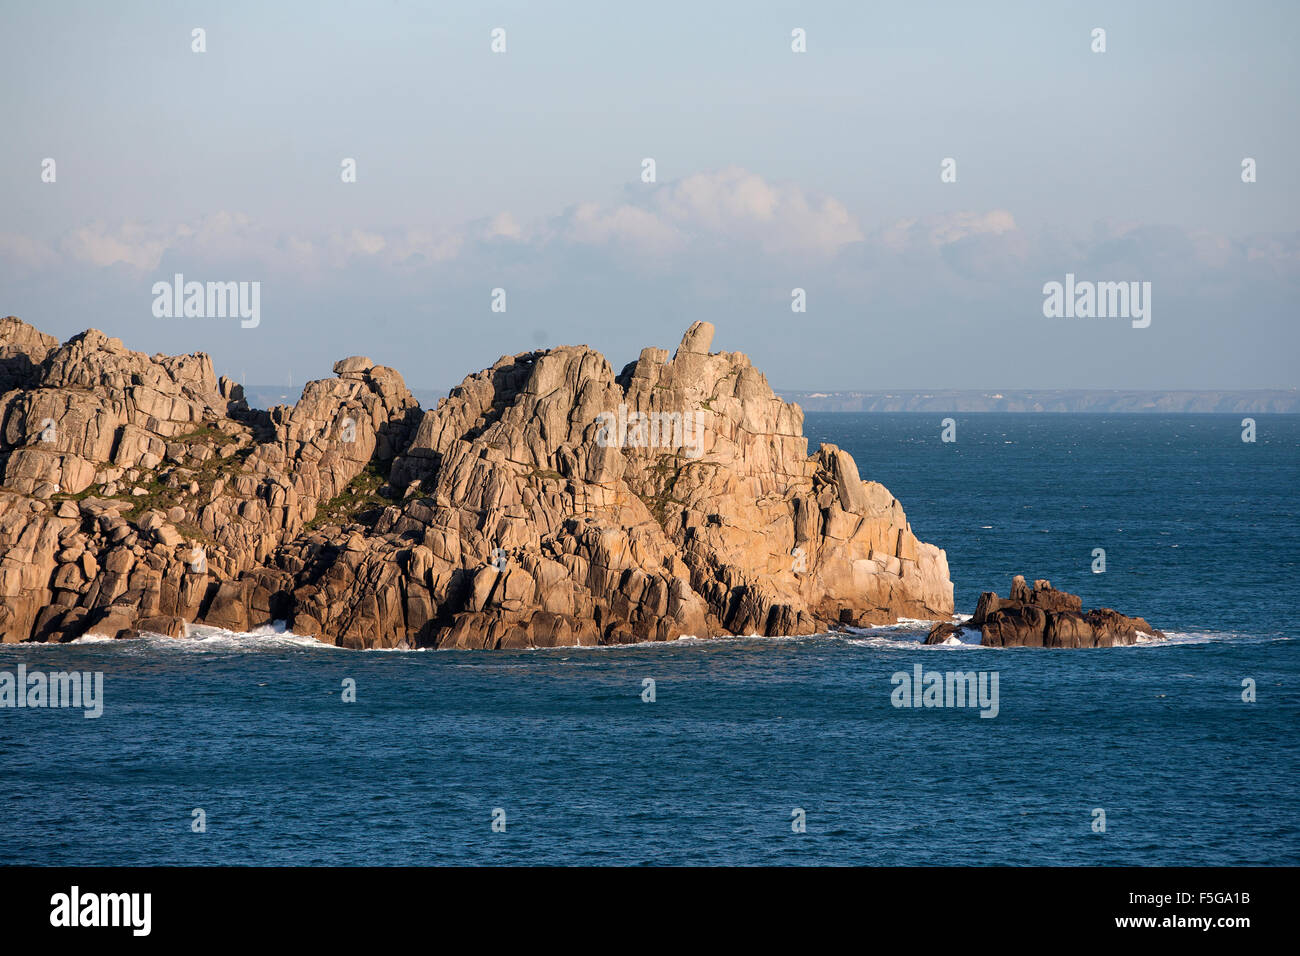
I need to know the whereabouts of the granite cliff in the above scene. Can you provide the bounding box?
[0,316,953,648]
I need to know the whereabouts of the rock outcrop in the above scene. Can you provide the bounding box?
[925,576,1164,648]
[0,316,953,648]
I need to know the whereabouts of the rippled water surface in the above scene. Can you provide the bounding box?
[2,414,1296,864]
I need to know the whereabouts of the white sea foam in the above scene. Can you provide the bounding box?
[940,627,984,646]
[1123,630,1281,648]
[68,620,342,654]
[834,618,1286,652]
[9,619,1276,655]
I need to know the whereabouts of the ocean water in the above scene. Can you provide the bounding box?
[1,414,1296,866]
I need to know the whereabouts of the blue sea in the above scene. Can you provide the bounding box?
[2,414,1296,865]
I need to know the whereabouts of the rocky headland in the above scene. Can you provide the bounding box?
[926,575,1165,648]
[0,317,954,649]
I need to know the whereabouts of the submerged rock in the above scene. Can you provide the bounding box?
[0,317,953,648]
[926,575,1164,648]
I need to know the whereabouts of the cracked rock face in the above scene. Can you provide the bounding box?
[0,316,953,648]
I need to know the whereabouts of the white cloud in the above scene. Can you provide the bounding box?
[483,212,523,240]
[3,171,1295,294]
[0,232,59,272]
[564,201,684,252]
[59,221,176,270]
[879,209,1019,251]
[558,166,864,257]
[347,230,387,256]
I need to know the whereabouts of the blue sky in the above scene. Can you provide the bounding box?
[1,0,1296,391]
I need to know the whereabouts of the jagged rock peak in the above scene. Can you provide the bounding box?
[676,320,715,356]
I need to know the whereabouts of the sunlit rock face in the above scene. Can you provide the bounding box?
[0,317,952,648]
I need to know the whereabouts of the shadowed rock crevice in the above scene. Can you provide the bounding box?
[0,317,953,648]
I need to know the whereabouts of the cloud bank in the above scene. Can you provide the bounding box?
[1,168,1296,392]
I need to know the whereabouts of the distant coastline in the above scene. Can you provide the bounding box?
[776,389,1300,414]
[240,385,1300,415]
